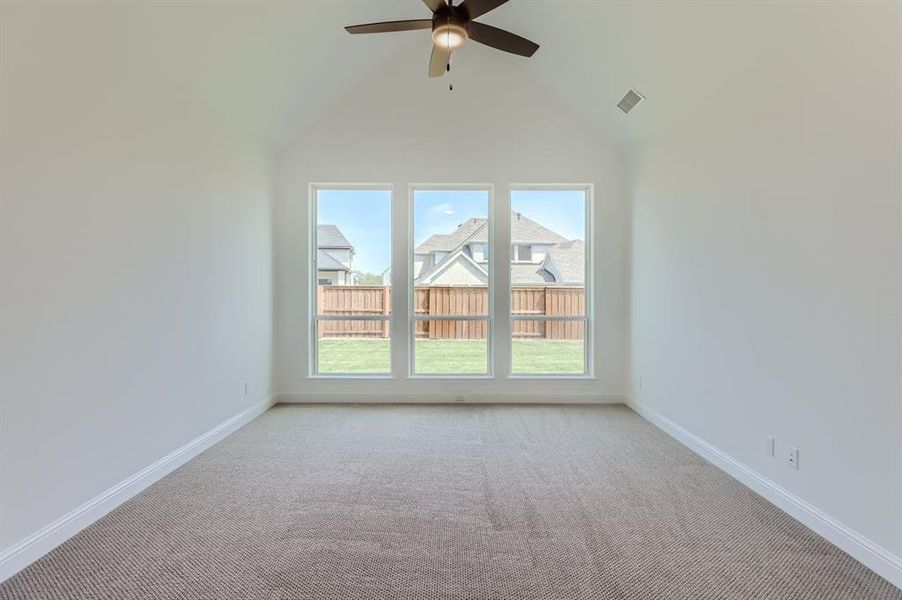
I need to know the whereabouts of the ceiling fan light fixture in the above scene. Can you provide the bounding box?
[432,22,468,50]
[345,0,540,78]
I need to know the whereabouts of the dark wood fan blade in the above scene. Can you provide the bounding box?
[429,45,451,78]
[467,21,539,57]
[423,0,446,13]
[460,0,509,20]
[345,19,433,34]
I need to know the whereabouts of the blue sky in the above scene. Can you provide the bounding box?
[413,190,488,248]
[511,189,586,241]
[317,188,586,275]
[317,189,392,275]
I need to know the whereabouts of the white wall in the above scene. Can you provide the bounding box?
[275,47,628,399]
[0,3,273,564]
[628,0,901,576]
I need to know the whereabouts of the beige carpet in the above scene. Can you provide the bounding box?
[1,404,898,600]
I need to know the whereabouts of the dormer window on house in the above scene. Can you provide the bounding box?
[515,244,533,263]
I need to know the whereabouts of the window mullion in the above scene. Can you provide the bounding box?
[392,185,409,380]
[493,189,512,378]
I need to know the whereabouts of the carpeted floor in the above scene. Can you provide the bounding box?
[1,404,898,600]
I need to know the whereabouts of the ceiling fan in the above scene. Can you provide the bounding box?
[345,0,539,78]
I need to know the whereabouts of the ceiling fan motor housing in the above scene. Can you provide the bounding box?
[432,9,469,49]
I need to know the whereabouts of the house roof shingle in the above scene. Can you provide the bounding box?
[510,263,556,285]
[510,212,568,245]
[317,224,352,249]
[415,219,487,254]
[317,249,349,271]
[414,211,584,285]
[543,239,585,284]
[414,212,567,254]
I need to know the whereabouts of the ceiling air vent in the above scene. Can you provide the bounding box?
[617,89,644,114]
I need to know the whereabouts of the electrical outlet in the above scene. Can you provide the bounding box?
[786,445,799,470]
[244,382,248,396]
[763,434,774,457]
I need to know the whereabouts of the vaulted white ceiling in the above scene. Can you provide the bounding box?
[3,1,897,154]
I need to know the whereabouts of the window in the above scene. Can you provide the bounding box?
[411,187,492,375]
[311,186,392,375]
[510,187,591,376]
[308,183,591,381]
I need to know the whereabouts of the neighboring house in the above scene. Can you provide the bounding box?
[414,212,584,286]
[317,224,356,285]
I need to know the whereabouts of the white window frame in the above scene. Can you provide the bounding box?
[408,183,495,378]
[508,184,594,379]
[308,183,394,379]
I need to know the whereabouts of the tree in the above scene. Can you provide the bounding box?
[354,271,384,286]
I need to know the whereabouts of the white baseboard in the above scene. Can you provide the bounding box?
[0,395,276,584]
[277,393,626,405]
[627,398,902,590]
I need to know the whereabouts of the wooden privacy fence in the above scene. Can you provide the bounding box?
[510,286,585,341]
[318,286,584,340]
[316,286,390,338]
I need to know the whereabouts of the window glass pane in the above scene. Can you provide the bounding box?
[414,320,488,375]
[510,190,585,316]
[412,188,490,376]
[511,319,585,375]
[315,188,391,305]
[412,189,489,315]
[510,188,588,376]
[316,320,390,374]
[314,188,391,375]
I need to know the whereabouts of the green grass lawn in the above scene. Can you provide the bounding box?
[511,339,585,374]
[317,338,584,375]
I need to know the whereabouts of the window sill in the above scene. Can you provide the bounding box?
[307,374,596,381]
[507,374,597,380]
[309,374,393,380]
[407,374,495,380]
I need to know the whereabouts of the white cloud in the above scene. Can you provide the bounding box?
[430,202,456,216]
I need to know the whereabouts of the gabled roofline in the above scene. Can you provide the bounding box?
[317,249,352,272]
[419,248,488,285]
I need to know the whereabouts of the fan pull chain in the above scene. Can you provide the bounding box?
[448,53,453,91]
